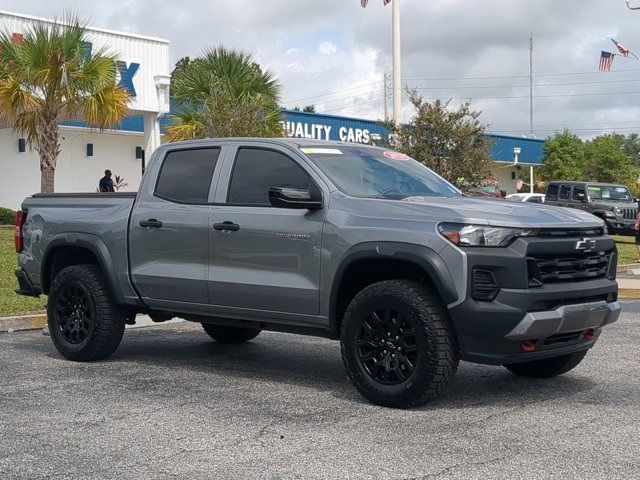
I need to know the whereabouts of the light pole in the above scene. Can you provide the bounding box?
[392,0,402,125]
[513,147,521,192]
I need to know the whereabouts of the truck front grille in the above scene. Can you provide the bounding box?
[621,207,637,220]
[528,251,612,284]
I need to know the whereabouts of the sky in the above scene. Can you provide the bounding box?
[7,0,640,139]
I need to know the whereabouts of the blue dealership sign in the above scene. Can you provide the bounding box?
[281,110,389,144]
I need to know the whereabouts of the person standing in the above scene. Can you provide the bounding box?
[99,170,115,192]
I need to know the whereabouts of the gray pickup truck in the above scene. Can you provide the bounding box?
[15,138,620,408]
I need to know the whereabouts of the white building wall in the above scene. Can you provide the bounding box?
[0,10,170,209]
[0,128,143,209]
[0,10,170,114]
[495,166,517,195]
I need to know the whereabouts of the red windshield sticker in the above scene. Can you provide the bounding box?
[383,151,411,161]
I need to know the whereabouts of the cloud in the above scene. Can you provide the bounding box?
[8,0,640,137]
[318,41,338,56]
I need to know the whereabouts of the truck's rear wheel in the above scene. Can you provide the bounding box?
[47,265,126,362]
[201,324,261,344]
[504,350,588,378]
[341,280,459,409]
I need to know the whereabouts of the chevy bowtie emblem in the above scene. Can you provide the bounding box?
[575,238,596,252]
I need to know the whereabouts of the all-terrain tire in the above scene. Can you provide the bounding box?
[47,265,126,362]
[201,324,262,344]
[504,350,588,378]
[341,280,459,409]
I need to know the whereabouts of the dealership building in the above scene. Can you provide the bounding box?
[0,10,544,209]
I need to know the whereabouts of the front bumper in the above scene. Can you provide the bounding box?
[606,218,635,235]
[447,234,619,365]
[505,300,620,341]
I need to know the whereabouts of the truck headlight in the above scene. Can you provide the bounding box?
[438,223,535,247]
[613,207,622,216]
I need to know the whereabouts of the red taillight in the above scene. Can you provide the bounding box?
[15,210,26,253]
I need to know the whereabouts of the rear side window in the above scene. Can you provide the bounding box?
[559,185,571,200]
[227,148,313,206]
[546,184,558,199]
[527,196,543,204]
[155,148,220,204]
[572,185,585,201]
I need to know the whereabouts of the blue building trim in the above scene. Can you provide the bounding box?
[61,105,545,166]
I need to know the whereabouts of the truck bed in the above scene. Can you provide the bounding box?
[19,192,138,300]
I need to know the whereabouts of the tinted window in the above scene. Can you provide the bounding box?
[559,185,571,200]
[527,196,543,203]
[546,184,558,199]
[155,148,220,204]
[228,148,313,206]
[572,185,586,201]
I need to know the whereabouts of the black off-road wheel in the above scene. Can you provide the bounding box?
[341,280,459,409]
[504,350,588,378]
[47,265,126,362]
[201,324,262,344]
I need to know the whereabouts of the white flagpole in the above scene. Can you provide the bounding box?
[392,0,402,125]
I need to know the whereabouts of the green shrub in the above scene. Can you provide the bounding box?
[0,207,16,225]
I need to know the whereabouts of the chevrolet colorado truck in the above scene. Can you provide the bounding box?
[15,138,620,408]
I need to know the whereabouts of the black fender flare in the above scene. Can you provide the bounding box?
[328,242,459,335]
[41,232,125,304]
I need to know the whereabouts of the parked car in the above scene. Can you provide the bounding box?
[545,181,637,235]
[505,193,546,204]
[15,139,620,408]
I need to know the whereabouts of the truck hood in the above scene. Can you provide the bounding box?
[338,195,604,229]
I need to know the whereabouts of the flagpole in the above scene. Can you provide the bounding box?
[529,32,534,136]
[392,0,402,125]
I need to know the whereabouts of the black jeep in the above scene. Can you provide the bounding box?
[545,181,637,235]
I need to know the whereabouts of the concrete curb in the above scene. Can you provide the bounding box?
[0,313,47,333]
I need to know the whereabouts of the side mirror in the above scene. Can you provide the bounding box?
[577,193,586,202]
[269,187,323,210]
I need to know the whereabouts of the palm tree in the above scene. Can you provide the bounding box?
[0,17,130,193]
[165,47,283,141]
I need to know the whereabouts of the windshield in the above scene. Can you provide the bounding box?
[587,185,633,202]
[506,194,526,201]
[300,146,461,199]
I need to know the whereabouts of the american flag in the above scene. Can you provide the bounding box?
[611,38,630,56]
[599,51,615,72]
[361,0,393,7]
[611,38,639,59]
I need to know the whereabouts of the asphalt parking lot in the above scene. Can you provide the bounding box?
[1,303,639,480]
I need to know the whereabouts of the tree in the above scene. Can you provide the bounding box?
[537,130,586,182]
[0,18,130,193]
[291,105,316,112]
[585,133,638,185]
[388,89,494,188]
[165,47,283,141]
[623,133,640,166]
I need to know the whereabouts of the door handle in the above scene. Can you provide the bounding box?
[213,221,240,232]
[139,219,163,228]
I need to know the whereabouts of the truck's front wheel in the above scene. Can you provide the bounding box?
[504,350,588,378]
[341,280,459,408]
[201,324,262,344]
[47,265,126,362]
